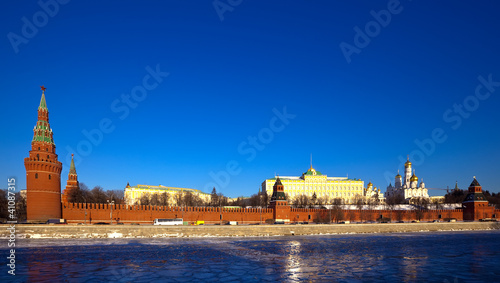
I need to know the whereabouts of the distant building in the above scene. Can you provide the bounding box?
[124,183,211,205]
[364,182,381,200]
[261,165,365,204]
[385,157,429,202]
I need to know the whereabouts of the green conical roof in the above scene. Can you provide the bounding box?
[39,92,47,110]
[69,154,77,174]
[32,90,55,145]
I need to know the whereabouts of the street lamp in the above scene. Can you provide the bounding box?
[107,199,115,224]
[83,196,87,225]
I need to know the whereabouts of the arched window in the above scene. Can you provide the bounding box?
[49,175,51,180]
[36,154,39,161]
[35,173,38,179]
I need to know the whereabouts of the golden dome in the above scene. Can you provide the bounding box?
[405,157,412,168]
[367,182,373,188]
[410,171,418,182]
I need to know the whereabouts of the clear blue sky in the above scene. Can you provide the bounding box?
[2,1,500,197]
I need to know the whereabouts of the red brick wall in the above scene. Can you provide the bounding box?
[63,202,274,224]
[289,208,464,223]
[63,202,469,224]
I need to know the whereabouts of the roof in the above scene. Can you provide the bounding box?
[39,92,47,110]
[126,184,209,195]
[469,178,481,187]
[303,167,323,176]
[69,154,77,174]
[463,192,488,203]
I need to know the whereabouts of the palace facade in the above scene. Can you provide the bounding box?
[385,157,429,201]
[124,183,211,206]
[261,166,366,204]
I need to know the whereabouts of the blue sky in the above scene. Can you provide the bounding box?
[2,1,500,197]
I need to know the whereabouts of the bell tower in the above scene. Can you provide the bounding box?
[24,86,63,221]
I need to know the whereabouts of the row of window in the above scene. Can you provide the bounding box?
[34,173,51,180]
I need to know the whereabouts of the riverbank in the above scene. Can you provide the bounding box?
[1,221,498,239]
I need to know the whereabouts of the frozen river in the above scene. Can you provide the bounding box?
[3,230,500,282]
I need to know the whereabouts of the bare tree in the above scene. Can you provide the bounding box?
[292,194,309,208]
[173,192,183,206]
[15,192,27,221]
[150,193,160,206]
[218,193,228,206]
[0,189,8,220]
[138,193,150,206]
[249,194,260,207]
[90,186,107,203]
[68,183,91,203]
[159,192,169,206]
[310,192,317,208]
[105,190,124,205]
[354,194,365,222]
[210,187,219,207]
[330,198,344,223]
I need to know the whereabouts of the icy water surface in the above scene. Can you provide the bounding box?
[3,230,500,282]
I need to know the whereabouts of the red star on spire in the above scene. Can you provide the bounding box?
[40,85,46,92]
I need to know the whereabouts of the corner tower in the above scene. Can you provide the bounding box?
[24,86,63,221]
[62,154,78,203]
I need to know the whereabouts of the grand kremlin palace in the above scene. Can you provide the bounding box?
[262,166,374,204]
[124,184,211,206]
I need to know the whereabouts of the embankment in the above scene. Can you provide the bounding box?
[2,222,499,239]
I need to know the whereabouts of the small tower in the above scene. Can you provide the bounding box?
[404,156,412,186]
[268,176,290,223]
[395,170,402,188]
[410,170,418,189]
[62,154,79,203]
[24,87,63,221]
[462,177,494,221]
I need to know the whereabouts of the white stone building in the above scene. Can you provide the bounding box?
[385,157,429,201]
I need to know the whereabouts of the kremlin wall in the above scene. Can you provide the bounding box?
[25,88,499,225]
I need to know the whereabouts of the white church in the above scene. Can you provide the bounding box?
[385,157,429,202]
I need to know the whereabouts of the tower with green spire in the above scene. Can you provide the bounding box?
[24,86,63,222]
[62,154,79,203]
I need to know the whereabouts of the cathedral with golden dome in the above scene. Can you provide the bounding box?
[385,157,429,201]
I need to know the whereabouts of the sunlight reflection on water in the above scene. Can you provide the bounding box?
[3,230,500,282]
